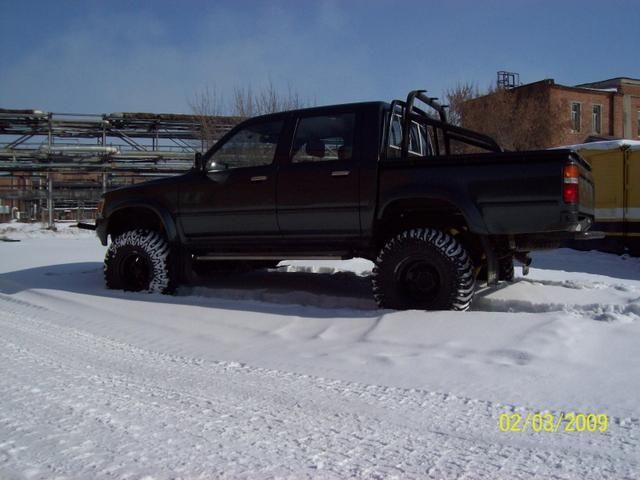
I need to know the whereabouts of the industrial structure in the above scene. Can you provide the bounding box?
[0,109,239,226]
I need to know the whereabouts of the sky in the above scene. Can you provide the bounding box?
[1,0,638,115]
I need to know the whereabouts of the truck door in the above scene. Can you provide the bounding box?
[276,111,360,238]
[179,117,284,243]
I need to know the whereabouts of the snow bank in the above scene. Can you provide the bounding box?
[0,220,95,240]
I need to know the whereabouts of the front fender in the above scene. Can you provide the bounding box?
[100,200,179,245]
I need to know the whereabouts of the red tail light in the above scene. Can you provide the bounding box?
[563,183,579,203]
[563,164,580,204]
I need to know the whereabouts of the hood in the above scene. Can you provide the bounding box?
[103,171,198,199]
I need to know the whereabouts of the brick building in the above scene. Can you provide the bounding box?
[576,77,640,141]
[461,77,639,149]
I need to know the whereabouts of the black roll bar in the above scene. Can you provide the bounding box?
[398,89,503,157]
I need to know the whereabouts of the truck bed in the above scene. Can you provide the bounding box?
[377,148,594,236]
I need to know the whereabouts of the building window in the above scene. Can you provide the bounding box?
[571,102,581,132]
[592,105,602,135]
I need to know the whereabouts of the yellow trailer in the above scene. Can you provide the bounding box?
[564,140,640,254]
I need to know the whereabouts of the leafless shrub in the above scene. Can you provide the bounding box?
[232,79,308,117]
[189,85,233,150]
[444,82,480,127]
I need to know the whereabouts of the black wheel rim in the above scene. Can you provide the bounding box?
[120,251,152,291]
[396,258,441,305]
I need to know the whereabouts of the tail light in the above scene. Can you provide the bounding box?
[563,164,579,204]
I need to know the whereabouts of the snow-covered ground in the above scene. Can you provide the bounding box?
[1,221,639,479]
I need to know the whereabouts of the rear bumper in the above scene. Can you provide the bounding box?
[573,230,605,241]
[567,216,604,240]
[568,216,593,233]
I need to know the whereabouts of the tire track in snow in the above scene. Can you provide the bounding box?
[473,277,640,322]
[0,296,638,479]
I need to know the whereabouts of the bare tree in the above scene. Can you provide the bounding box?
[232,85,256,118]
[255,80,278,115]
[444,82,480,126]
[189,79,307,151]
[232,79,308,116]
[189,84,230,151]
[191,81,311,149]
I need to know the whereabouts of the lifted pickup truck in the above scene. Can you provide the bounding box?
[83,90,600,311]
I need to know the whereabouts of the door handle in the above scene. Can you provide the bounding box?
[331,170,350,177]
[250,175,268,182]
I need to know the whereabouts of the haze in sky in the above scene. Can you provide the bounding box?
[1,0,637,114]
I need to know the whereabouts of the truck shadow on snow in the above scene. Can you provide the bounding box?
[0,262,381,318]
[1,251,636,317]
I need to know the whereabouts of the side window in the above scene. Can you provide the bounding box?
[387,113,431,158]
[408,122,428,156]
[291,113,355,163]
[207,119,283,170]
[389,114,403,149]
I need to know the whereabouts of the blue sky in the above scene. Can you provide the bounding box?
[1,0,638,114]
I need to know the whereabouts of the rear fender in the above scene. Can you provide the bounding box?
[377,193,488,236]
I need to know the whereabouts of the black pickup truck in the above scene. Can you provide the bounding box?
[84,90,600,311]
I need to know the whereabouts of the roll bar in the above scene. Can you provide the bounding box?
[398,89,503,157]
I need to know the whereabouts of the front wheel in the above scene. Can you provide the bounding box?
[104,229,176,293]
[372,228,475,311]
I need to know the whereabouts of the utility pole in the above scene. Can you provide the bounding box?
[47,173,56,230]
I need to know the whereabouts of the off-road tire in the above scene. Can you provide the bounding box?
[104,229,176,293]
[372,228,475,311]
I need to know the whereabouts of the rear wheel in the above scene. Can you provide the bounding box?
[372,228,475,311]
[104,229,176,293]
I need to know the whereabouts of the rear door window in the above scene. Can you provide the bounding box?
[291,113,355,163]
[387,113,432,159]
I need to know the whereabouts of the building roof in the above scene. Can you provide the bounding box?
[469,78,620,98]
[554,139,640,151]
[576,77,640,89]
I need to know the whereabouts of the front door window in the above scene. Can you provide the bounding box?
[207,120,283,171]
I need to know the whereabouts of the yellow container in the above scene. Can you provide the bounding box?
[628,148,640,227]
[565,140,640,254]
